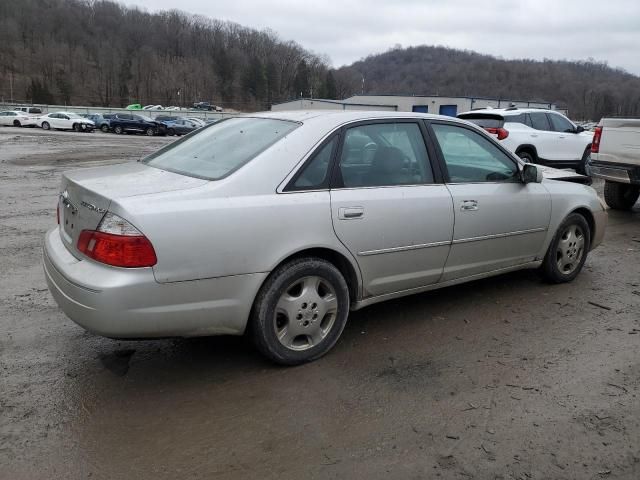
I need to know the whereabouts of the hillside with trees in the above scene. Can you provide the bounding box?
[334,45,640,120]
[0,0,336,110]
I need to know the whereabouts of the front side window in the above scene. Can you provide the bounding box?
[529,112,551,131]
[431,123,519,183]
[144,117,299,180]
[548,113,575,133]
[338,123,433,188]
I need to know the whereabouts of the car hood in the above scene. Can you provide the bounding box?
[537,164,592,185]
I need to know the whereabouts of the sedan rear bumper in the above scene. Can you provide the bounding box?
[43,228,267,338]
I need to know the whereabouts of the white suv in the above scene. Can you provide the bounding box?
[458,108,593,173]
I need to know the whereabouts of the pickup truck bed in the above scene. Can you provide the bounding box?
[588,118,640,210]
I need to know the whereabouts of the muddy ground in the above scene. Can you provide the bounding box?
[0,126,639,480]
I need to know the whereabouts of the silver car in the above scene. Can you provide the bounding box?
[44,111,607,365]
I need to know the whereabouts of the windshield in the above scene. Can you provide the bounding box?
[136,114,153,122]
[143,117,299,180]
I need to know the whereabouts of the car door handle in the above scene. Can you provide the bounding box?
[460,200,478,211]
[338,207,364,219]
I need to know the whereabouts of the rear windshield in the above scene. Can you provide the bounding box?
[143,117,299,180]
[458,114,504,129]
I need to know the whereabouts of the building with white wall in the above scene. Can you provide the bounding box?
[271,94,566,116]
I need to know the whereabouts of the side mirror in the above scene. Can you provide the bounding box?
[522,163,543,184]
[575,125,585,133]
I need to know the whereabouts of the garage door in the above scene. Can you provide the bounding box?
[412,105,428,113]
[439,105,458,116]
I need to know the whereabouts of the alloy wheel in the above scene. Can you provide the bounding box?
[556,224,585,274]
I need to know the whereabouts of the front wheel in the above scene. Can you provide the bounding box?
[101,124,109,133]
[13,120,21,127]
[540,213,591,283]
[250,257,350,365]
[113,125,123,134]
[145,127,155,136]
[577,148,591,175]
[73,123,81,132]
[603,181,639,210]
[167,128,176,136]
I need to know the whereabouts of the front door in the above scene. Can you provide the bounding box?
[429,122,551,281]
[330,121,454,297]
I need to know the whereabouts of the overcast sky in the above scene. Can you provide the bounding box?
[122,0,640,75]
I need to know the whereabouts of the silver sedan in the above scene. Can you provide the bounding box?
[44,111,607,365]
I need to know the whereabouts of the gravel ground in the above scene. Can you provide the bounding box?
[1,126,639,480]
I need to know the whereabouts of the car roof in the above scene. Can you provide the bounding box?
[250,110,472,127]
[459,107,563,117]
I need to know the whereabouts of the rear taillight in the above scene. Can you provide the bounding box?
[591,126,603,153]
[77,212,157,268]
[485,127,509,140]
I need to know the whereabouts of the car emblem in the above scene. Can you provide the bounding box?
[60,190,77,215]
[80,201,106,214]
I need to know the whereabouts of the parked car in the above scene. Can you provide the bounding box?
[38,112,95,132]
[13,106,43,115]
[193,101,222,112]
[164,118,200,136]
[143,105,163,111]
[109,113,166,136]
[458,108,593,174]
[154,115,180,123]
[44,111,606,365]
[84,113,112,132]
[588,118,640,210]
[164,106,180,111]
[185,117,206,127]
[126,104,142,110]
[0,110,39,127]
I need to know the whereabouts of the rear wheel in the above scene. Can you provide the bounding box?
[250,257,350,365]
[41,121,50,130]
[113,125,123,134]
[517,151,534,163]
[577,147,591,175]
[540,213,590,283]
[603,181,639,210]
[167,128,176,136]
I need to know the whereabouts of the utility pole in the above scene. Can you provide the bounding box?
[361,76,365,95]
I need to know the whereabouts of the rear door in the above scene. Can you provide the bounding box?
[330,120,454,297]
[428,121,551,281]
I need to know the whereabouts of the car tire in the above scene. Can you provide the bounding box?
[73,123,81,132]
[145,127,155,136]
[250,257,350,365]
[41,121,50,130]
[101,124,109,133]
[603,181,639,210]
[577,147,591,175]
[13,120,21,127]
[167,128,175,136]
[517,151,534,163]
[113,125,123,134]
[540,213,591,283]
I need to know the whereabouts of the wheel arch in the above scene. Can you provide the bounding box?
[515,144,538,160]
[259,247,362,306]
[570,206,595,242]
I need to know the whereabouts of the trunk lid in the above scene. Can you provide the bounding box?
[58,162,207,257]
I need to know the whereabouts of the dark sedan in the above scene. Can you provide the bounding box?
[164,119,200,136]
[109,113,166,136]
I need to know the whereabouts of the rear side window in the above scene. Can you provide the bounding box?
[529,112,551,131]
[144,117,299,180]
[504,113,531,127]
[338,123,434,188]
